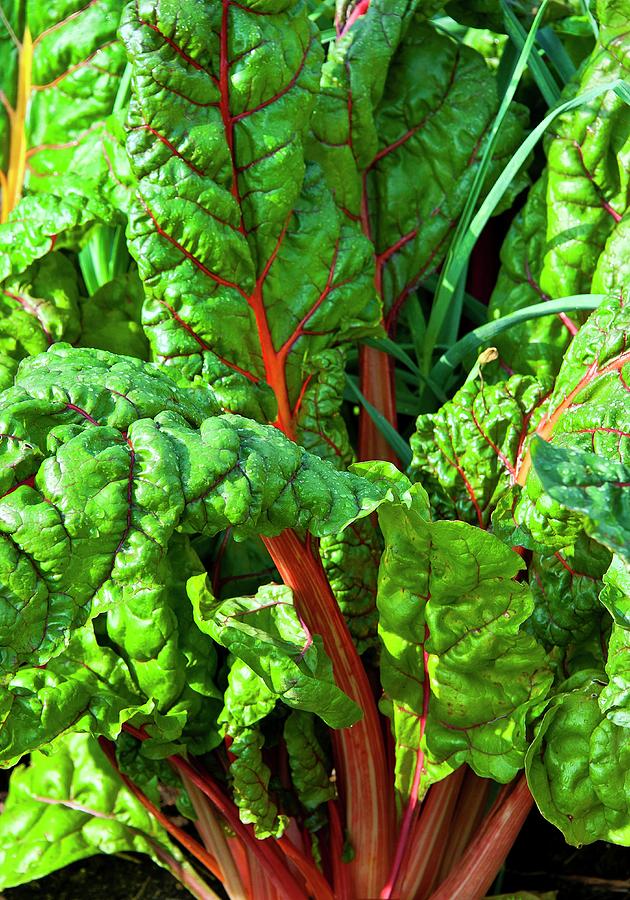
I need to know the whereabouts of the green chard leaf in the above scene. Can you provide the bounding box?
[120,0,380,459]
[106,535,222,758]
[497,293,630,553]
[0,733,184,889]
[0,0,126,221]
[0,624,150,767]
[312,4,527,330]
[526,676,630,846]
[77,271,149,360]
[319,518,381,654]
[530,438,630,559]
[529,536,611,677]
[188,576,360,729]
[599,622,630,726]
[284,710,335,812]
[355,467,552,804]
[410,371,551,527]
[600,553,630,629]
[219,657,284,839]
[0,253,81,389]
[488,3,630,377]
[0,345,383,676]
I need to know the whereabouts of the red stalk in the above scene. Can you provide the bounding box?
[149,840,223,900]
[121,725,308,900]
[97,737,223,884]
[396,769,466,899]
[183,773,248,900]
[263,529,393,898]
[428,775,533,900]
[358,345,400,464]
[328,798,352,900]
[435,769,491,885]
[279,836,335,900]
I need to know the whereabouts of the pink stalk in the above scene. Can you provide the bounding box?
[396,768,467,899]
[358,345,400,464]
[122,725,308,900]
[97,737,223,885]
[279,835,335,900]
[328,798,352,900]
[435,769,491,885]
[380,627,431,899]
[182,772,248,900]
[149,841,223,900]
[263,529,394,898]
[428,775,533,900]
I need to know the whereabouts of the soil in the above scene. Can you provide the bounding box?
[2,807,629,899]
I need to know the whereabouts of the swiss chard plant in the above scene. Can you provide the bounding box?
[0,1,628,898]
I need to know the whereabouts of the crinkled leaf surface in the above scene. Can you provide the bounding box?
[488,3,630,377]
[78,271,148,359]
[284,709,334,811]
[312,5,527,327]
[526,677,630,846]
[219,658,283,839]
[600,623,630,726]
[0,253,80,388]
[600,554,630,629]
[410,371,550,527]
[497,293,630,550]
[0,624,149,767]
[530,438,630,559]
[188,576,360,728]
[0,344,382,675]
[356,466,552,803]
[319,518,381,654]
[0,732,182,889]
[120,0,380,459]
[0,0,126,220]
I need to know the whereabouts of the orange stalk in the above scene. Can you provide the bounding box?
[428,775,533,900]
[263,529,394,898]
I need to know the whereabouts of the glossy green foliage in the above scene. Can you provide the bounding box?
[120,0,380,456]
[0,344,382,675]
[0,1,126,214]
[320,518,381,653]
[189,577,360,728]
[526,677,630,846]
[488,0,630,377]
[410,371,550,526]
[312,1,527,327]
[0,733,182,889]
[501,293,630,550]
[219,658,283,838]
[356,466,551,802]
[284,710,335,811]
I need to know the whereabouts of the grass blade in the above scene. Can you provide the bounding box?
[426,76,626,356]
[423,0,552,376]
[536,26,577,84]
[502,3,561,106]
[346,376,413,467]
[429,294,605,384]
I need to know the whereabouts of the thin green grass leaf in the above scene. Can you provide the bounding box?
[537,26,577,84]
[423,0,552,377]
[345,376,413,467]
[427,77,626,354]
[363,337,448,403]
[580,0,599,39]
[420,274,488,326]
[429,294,605,384]
[502,4,561,106]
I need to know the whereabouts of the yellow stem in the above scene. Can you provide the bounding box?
[2,27,32,223]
